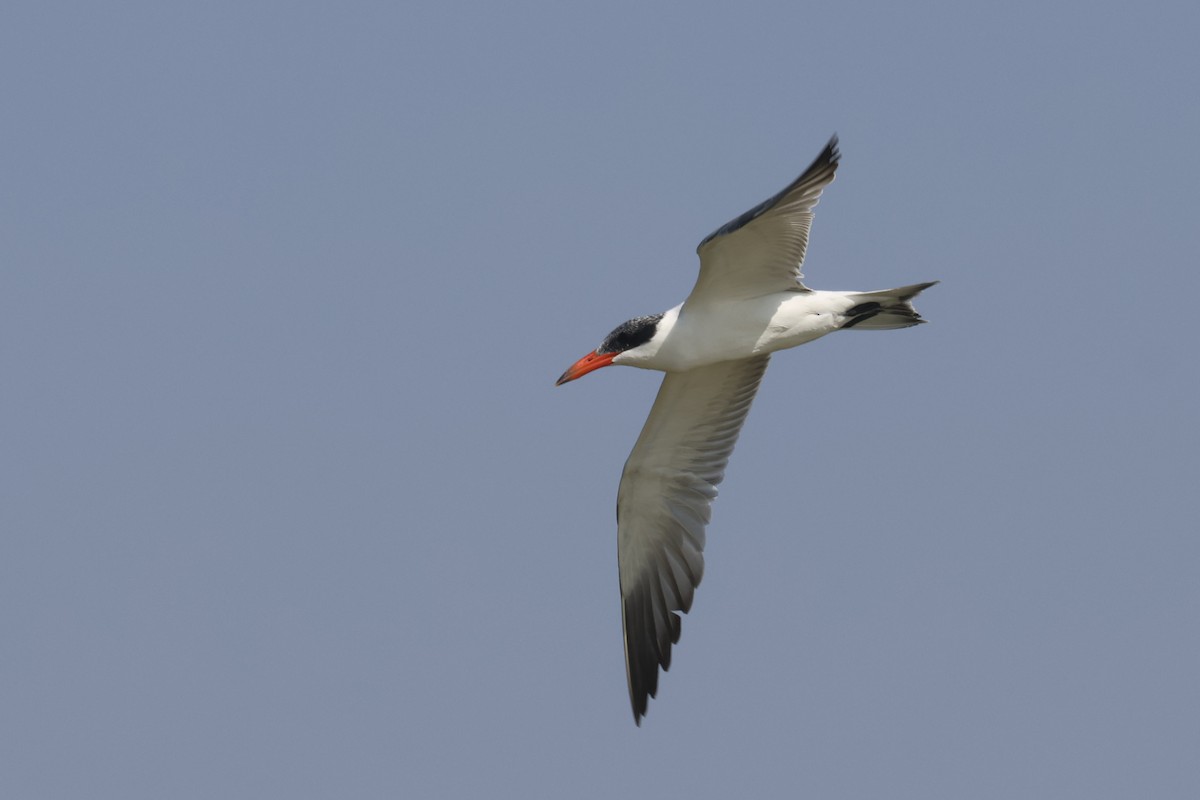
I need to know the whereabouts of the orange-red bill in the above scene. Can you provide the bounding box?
[556,351,616,385]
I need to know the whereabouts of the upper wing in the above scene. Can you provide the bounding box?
[688,136,840,302]
[616,355,771,724]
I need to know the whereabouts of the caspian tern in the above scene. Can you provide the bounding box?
[556,135,936,725]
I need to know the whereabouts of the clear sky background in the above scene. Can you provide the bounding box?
[3,1,1198,797]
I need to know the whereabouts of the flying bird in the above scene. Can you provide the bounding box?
[556,136,936,724]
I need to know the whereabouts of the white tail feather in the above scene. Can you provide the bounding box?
[841,281,938,330]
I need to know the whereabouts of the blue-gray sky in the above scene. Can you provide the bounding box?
[4,1,1198,797]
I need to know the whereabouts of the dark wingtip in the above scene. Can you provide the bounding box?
[824,133,841,165]
[802,133,840,176]
[696,134,843,251]
[630,692,647,726]
[631,692,648,726]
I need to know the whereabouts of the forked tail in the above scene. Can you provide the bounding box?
[841,281,939,330]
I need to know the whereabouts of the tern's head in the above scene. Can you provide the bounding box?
[556,313,664,385]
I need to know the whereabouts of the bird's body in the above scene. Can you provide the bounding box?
[611,286,929,372]
[556,136,936,724]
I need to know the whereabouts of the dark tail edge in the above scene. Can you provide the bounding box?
[842,281,938,330]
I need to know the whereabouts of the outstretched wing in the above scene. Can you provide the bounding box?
[616,355,771,724]
[689,136,840,301]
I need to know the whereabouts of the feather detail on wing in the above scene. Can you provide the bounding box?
[616,355,771,724]
[689,136,840,301]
